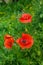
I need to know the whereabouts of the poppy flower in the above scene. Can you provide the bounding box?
[16,33,34,49]
[4,34,14,49]
[19,13,32,23]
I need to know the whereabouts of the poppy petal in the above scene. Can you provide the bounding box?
[4,34,12,40]
[4,40,12,49]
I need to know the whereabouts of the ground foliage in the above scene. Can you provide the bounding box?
[0,0,43,65]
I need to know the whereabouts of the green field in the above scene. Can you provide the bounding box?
[0,0,43,65]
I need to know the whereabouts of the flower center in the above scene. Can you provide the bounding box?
[21,40,26,43]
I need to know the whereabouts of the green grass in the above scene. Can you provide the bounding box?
[0,0,43,65]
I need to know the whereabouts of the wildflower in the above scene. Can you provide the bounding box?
[19,13,32,23]
[16,33,34,49]
[4,34,14,49]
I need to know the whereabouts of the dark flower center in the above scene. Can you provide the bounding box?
[21,40,26,43]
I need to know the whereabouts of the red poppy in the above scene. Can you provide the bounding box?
[16,33,34,49]
[4,34,14,49]
[19,13,32,23]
